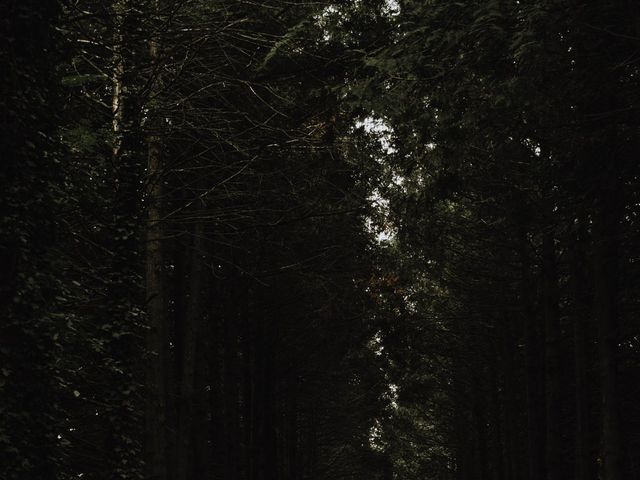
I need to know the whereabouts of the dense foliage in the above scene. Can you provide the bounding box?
[2,1,639,480]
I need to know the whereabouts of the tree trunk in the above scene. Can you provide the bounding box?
[520,227,546,480]
[242,308,255,480]
[193,315,213,480]
[144,126,168,480]
[593,192,622,480]
[111,0,126,159]
[144,3,168,477]
[285,375,299,480]
[176,223,205,480]
[570,218,595,480]
[472,376,490,480]
[111,0,125,161]
[263,339,278,480]
[489,357,505,480]
[543,232,562,480]
[209,290,225,480]
[223,278,241,480]
[500,313,521,480]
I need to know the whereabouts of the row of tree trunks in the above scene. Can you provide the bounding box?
[457,200,624,480]
[134,43,626,480]
[141,6,210,480]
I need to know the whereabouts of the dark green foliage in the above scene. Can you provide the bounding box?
[0,1,64,478]
[4,1,390,479]
[357,1,640,479]
[4,1,640,480]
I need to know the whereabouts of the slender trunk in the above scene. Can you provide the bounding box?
[242,310,255,480]
[176,223,205,480]
[193,314,212,480]
[223,279,241,480]
[108,2,134,476]
[253,309,278,480]
[570,217,595,480]
[263,338,278,480]
[452,362,474,480]
[307,409,319,480]
[489,359,505,480]
[209,290,225,480]
[543,231,562,480]
[252,324,264,480]
[144,127,168,480]
[111,0,125,161]
[144,4,168,477]
[473,376,490,480]
[593,193,622,480]
[500,314,520,480]
[520,227,546,480]
[285,375,299,480]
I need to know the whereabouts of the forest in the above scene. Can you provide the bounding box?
[2,1,639,479]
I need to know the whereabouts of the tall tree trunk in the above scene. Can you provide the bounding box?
[193,316,213,480]
[253,309,278,480]
[263,337,278,480]
[242,309,255,480]
[144,115,168,480]
[520,227,546,480]
[543,231,562,480]
[500,313,521,480]
[111,0,125,161]
[570,217,595,480]
[107,0,146,476]
[452,362,475,480]
[144,3,168,477]
[489,356,505,480]
[210,291,225,480]
[176,223,205,480]
[285,374,299,480]
[593,190,622,480]
[252,323,264,480]
[472,375,490,480]
[223,276,241,480]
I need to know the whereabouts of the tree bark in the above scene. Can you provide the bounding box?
[242,309,255,480]
[500,313,521,480]
[193,317,212,480]
[593,191,622,480]
[570,217,595,480]
[285,374,299,480]
[223,277,241,480]
[543,231,562,480]
[144,3,168,477]
[176,223,205,480]
[520,227,546,480]
[472,375,490,480]
[111,0,125,161]
[144,125,168,480]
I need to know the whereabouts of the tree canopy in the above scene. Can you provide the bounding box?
[2,1,639,480]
